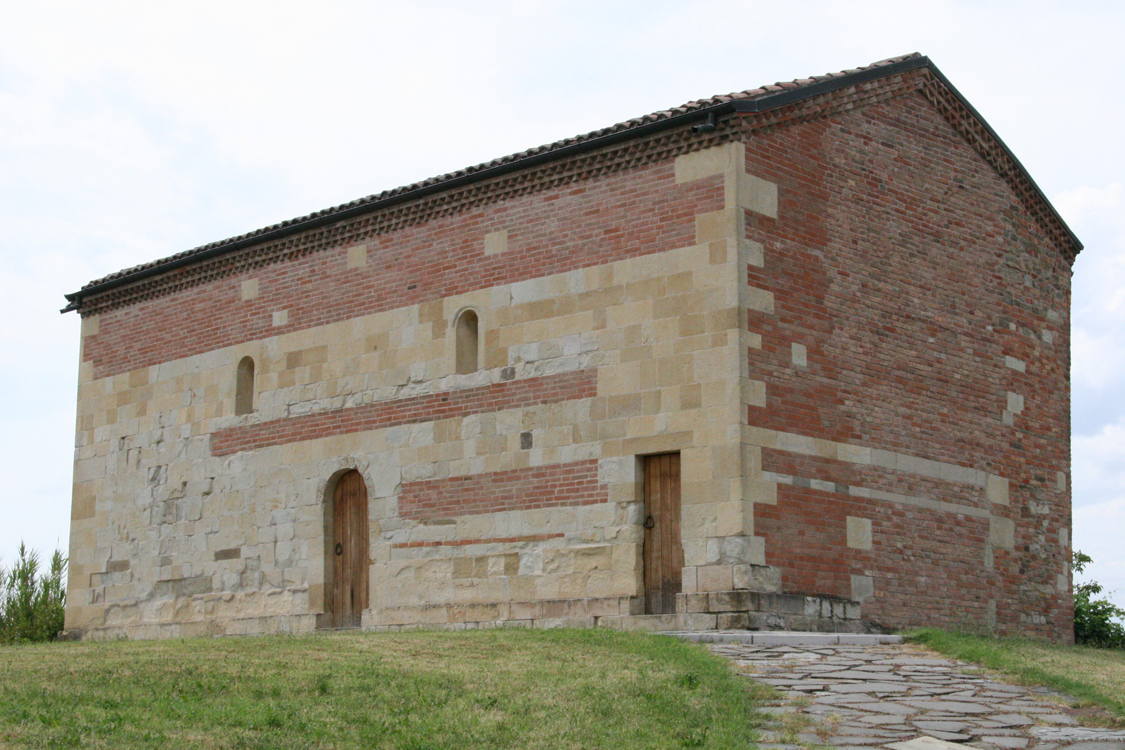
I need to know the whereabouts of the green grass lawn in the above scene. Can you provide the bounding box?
[909,628,1125,722]
[0,628,768,749]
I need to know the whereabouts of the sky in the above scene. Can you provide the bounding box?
[1,0,1122,615]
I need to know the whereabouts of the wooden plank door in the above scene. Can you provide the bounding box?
[643,452,683,615]
[332,470,369,628]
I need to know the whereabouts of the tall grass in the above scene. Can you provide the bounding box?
[0,628,768,749]
[0,543,67,644]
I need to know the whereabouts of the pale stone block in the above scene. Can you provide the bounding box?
[1006,391,1024,414]
[1057,574,1069,592]
[742,378,766,408]
[483,229,508,256]
[598,456,637,485]
[696,564,733,592]
[1057,470,1067,491]
[674,141,743,184]
[695,208,740,244]
[712,501,745,537]
[791,342,807,367]
[741,443,762,478]
[939,463,986,486]
[1004,355,1026,372]
[679,447,711,485]
[681,538,712,567]
[346,245,367,268]
[733,563,780,592]
[1060,527,1069,547]
[775,431,816,456]
[272,310,289,327]
[836,443,871,465]
[721,535,765,565]
[846,517,873,550]
[812,438,837,460]
[81,313,100,337]
[743,479,777,505]
[742,425,777,449]
[735,172,778,218]
[238,279,259,301]
[710,445,740,479]
[851,574,874,600]
[740,239,765,268]
[681,566,698,594]
[743,286,774,314]
[870,449,897,470]
[986,475,1010,505]
[989,515,1015,549]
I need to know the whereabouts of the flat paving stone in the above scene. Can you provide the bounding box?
[820,670,908,680]
[990,714,1036,726]
[830,682,913,693]
[913,721,970,732]
[979,737,1030,748]
[699,638,1115,750]
[902,700,995,714]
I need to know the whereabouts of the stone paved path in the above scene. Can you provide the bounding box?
[704,639,1125,750]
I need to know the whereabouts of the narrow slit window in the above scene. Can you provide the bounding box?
[455,310,480,374]
[235,356,255,415]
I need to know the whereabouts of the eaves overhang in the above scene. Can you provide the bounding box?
[62,54,1081,314]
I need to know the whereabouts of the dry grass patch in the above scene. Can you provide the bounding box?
[0,627,767,749]
[909,628,1125,724]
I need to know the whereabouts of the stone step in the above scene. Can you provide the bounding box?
[666,630,904,645]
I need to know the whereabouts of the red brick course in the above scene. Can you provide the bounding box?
[398,460,605,520]
[211,369,597,456]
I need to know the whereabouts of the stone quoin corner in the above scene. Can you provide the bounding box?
[61,54,1080,641]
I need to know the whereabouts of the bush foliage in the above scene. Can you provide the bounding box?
[1072,550,1125,649]
[0,543,67,644]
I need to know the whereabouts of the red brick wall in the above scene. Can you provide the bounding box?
[82,163,722,380]
[211,369,596,456]
[740,91,1072,639]
[398,460,605,520]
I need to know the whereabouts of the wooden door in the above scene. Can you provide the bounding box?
[642,452,683,615]
[331,470,369,628]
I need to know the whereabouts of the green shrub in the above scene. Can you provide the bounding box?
[1072,550,1125,649]
[0,543,67,644]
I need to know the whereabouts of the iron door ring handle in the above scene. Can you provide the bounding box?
[644,515,655,529]
[335,543,343,556]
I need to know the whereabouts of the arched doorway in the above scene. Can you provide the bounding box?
[328,470,369,628]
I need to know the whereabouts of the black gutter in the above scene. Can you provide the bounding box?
[62,55,1080,313]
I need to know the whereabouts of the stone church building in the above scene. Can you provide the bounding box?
[62,54,1080,641]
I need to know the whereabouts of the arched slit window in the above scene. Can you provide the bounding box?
[455,309,480,374]
[235,356,255,415]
